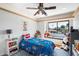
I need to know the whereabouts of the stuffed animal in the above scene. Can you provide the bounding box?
[44,31,50,38]
[61,36,69,51]
[34,30,41,38]
[22,33,30,39]
[76,43,79,51]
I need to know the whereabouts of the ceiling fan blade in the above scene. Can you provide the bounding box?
[44,6,56,10]
[34,10,40,16]
[41,10,47,16]
[26,7,38,9]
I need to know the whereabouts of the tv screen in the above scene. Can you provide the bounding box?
[71,30,79,40]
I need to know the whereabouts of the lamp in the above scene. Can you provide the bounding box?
[6,29,12,39]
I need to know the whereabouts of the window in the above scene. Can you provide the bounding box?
[48,22,57,30]
[48,20,69,34]
[58,21,69,34]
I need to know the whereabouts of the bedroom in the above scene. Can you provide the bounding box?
[0,3,79,56]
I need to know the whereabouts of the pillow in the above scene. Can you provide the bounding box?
[44,32,50,38]
[22,33,30,39]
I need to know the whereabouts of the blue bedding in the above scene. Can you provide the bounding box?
[19,37,55,56]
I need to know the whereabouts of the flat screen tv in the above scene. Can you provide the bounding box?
[71,29,79,40]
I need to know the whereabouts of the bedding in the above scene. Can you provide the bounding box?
[19,37,55,56]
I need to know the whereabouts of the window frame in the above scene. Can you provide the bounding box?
[48,20,69,33]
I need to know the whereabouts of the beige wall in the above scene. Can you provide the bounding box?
[73,9,79,29]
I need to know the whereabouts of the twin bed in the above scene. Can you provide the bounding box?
[19,37,55,56]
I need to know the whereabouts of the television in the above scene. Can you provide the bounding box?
[71,29,79,40]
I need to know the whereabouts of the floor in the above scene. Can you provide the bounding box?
[54,47,69,56]
[12,47,69,56]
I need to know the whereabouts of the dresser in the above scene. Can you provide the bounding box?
[6,38,19,56]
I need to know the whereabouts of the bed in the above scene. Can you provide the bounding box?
[19,37,55,56]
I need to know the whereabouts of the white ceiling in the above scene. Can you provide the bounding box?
[0,3,79,20]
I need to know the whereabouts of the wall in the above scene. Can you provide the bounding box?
[73,11,79,29]
[0,9,37,55]
[37,22,45,38]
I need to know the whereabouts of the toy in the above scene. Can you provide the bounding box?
[22,33,30,39]
[44,31,50,38]
[34,30,41,38]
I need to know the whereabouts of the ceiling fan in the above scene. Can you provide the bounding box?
[26,3,56,16]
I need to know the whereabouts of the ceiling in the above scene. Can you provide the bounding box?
[0,3,79,20]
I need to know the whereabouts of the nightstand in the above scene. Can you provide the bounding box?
[6,38,19,56]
